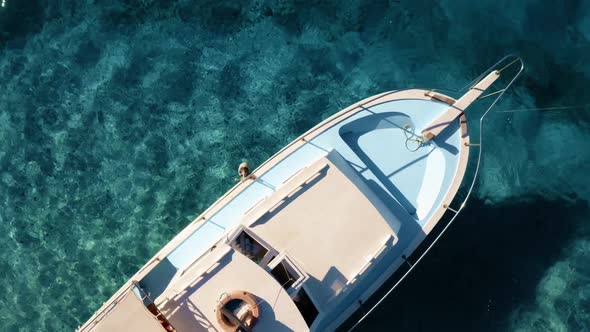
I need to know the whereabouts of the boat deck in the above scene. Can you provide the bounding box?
[159,249,309,332]
[133,90,468,331]
[247,150,399,310]
[162,95,463,277]
[148,148,422,331]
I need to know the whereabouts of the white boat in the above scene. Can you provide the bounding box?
[78,56,523,332]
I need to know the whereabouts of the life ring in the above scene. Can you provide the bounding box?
[216,290,259,332]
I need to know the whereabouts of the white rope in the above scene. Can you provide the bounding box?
[402,124,424,152]
[496,105,589,113]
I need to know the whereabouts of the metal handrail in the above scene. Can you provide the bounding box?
[77,282,137,332]
[78,280,163,332]
[346,55,524,331]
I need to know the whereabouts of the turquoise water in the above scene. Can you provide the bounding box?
[0,1,588,331]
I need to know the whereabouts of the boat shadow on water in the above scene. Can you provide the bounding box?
[340,196,588,331]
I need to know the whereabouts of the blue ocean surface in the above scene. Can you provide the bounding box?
[0,1,588,331]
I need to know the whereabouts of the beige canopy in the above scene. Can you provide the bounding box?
[88,290,165,332]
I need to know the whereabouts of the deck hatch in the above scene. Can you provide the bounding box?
[270,260,300,290]
[228,226,278,267]
[230,231,268,264]
[293,287,319,327]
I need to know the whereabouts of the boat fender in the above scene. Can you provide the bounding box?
[238,162,251,180]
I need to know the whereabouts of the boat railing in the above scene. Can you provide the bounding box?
[346,55,524,331]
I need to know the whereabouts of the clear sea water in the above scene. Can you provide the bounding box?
[0,1,588,331]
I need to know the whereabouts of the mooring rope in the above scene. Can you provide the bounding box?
[496,105,589,113]
[402,124,424,152]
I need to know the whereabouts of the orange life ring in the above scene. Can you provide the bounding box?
[216,290,259,332]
